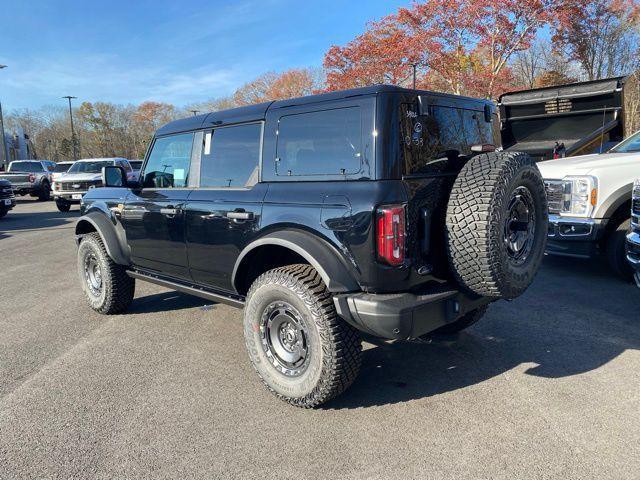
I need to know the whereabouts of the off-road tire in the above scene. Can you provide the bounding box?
[605,218,633,282]
[56,199,71,212]
[243,264,362,408]
[446,151,547,299]
[77,232,135,314]
[37,182,51,201]
[431,305,489,335]
[0,208,7,219]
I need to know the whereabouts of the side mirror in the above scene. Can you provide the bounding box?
[102,166,127,187]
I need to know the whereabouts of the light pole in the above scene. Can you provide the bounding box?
[62,95,78,160]
[0,65,8,169]
[190,110,200,116]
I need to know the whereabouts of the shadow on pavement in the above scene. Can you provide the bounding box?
[0,206,77,237]
[128,291,214,314]
[326,255,639,409]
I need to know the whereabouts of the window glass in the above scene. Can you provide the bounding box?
[142,133,194,188]
[8,161,44,172]
[401,104,494,175]
[276,107,362,176]
[54,163,72,173]
[200,124,261,188]
[610,130,640,153]
[68,160,113,174]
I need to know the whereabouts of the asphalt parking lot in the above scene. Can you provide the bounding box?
[1,198,639,479]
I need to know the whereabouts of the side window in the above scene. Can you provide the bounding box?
[142,133,194,188]
[276,107,362,176]
[200,123,261,188]
[120,160,132,172]
[45,162,55,172]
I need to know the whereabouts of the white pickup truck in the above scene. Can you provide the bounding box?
[538,131,640,281]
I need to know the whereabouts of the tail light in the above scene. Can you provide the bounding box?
[28,174,35,183]
[376,204,406,266]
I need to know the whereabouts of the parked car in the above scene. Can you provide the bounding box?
[74,85,548,407]
[52,157,134,212]
[538,130,640,281]
[51,161,75,184]
[627,178,640,287]
[0,160,55,201]
[0,179,16,218]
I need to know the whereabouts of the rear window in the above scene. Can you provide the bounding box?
[400,104,496,175]
[9,161,43,172]
[276,107,362,176]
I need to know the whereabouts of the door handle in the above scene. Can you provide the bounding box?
[226,210,254,221]
[160,207,179,216]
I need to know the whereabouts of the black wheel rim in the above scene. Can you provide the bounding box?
[503,186,536,265]
[84,252,103,297]
[260,301,310,377]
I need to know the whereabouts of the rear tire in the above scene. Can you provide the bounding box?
[77,232,135,314]
[605,218,633,282]
[446,151,547,299]
[56,199,71,212]
[243,264,362,408]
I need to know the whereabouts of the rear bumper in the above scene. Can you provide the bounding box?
[333,285,491,340]
[546,215,606,258]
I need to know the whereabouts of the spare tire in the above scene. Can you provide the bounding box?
[446,151,547,299]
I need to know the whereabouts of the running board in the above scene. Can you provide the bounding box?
[127,270,245,308]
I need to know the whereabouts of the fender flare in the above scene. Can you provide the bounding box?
[232,230,360,293]
[75,211,130,266]
[596,183,632,220]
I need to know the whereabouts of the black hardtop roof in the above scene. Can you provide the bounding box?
[156,85,493,136]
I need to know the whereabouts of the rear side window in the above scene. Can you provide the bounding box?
[200,123,261,188]
[276,107,362,176]
[400,104,495,175]
[142,133,194,188]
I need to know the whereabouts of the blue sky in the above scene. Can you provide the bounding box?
[0,0,408,111]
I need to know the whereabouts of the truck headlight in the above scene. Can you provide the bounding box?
[559,176,598,218]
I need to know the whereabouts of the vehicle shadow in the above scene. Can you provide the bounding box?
[128,291,214,314]
[325,255,639,409]
[0,209,77,236]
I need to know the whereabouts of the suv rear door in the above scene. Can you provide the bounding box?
[121,133,196,280]
[184,122,265,291]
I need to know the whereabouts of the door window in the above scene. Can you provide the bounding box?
[142,133,194,188]
[200,123,261,188]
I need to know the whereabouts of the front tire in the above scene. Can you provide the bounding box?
[605,218,633,282]
[56,199,71,212]
[0,208,7,219]
[243,264,362,408]
[37,182,51,201]
[77,232,135,314]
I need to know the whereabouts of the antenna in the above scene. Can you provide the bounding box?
[599,105,607,153]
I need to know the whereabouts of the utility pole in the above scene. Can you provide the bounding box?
[0,65,8,169]
[412,63,417,89]
[62,95,78,160]
[190,110,200,116]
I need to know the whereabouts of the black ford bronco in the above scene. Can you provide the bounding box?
[75,85,547,407]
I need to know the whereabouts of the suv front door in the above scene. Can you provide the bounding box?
[185,123,266,292]
[122,133,196,280]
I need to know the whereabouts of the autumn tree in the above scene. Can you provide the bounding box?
[552,0,640,81]
[324,0,552,98]
[233,68,320,105]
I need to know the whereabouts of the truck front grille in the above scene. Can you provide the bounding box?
[544,180,567,215]
[0,187,14,199]
[58,181,100,192]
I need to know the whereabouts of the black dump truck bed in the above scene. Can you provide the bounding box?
[499,76,626,161]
